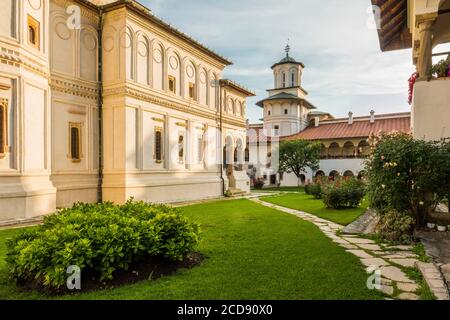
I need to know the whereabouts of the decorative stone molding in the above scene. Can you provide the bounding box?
[49,77,99,100]
[0,47,49,77]
[103,85,246,128]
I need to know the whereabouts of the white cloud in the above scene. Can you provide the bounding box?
[142,0,415,122]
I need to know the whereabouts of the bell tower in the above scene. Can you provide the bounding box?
[256,43,316,137]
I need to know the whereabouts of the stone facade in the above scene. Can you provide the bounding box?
[0,0,252,222]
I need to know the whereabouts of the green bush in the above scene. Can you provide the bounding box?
[376,210,415,243]
[365,132,450,228]
[321,178,365,209]
[308,183,322,199]
[6,200,200,291]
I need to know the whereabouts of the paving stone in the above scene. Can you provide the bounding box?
[343,237,376,244]
[441,263,450,283]
[361,258,390,267]
[389,258,418,268]
[340,243,358,249]
[357,244,382,251]
[346,250,373,259]
[397,292,420,300]
[397,282,419,293]
[379,284,394,296]
[380,266,414,283]
[386,245,413,251]
[332,239,349,245]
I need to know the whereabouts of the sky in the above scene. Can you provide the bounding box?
[142,0,416,123]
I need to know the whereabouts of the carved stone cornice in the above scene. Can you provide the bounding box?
[0,47,49,77]
[49,77,99,100]
[103,85,246,128]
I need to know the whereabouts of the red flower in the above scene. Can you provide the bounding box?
[408,72,418,105]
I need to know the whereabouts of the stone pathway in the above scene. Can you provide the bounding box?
[251,198,450,301]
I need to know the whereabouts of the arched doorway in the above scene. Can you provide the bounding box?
[315,170,325,182]
[357,140,370,158]
[357,170,367,180]
[343,141,355,158]
[299,174,306,185]
[329,170,340,181]
[328,142,341,159]
[343,170,355,180]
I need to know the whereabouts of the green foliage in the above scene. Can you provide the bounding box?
[321,178,366,209]
[307,183,322,199]
[431,58,450,78]
[278,140,321,185]
[365,132,450,228]
[376,210,415,243]
[6,200,200,291]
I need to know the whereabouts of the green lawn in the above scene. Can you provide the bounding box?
[260,193,367,226]
[252,186,305,193]
[0,199,381,300]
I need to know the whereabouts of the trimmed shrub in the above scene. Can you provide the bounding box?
[308,183,322,199]
[6,199,200,291]
[376,210,415,243]
[321,178,365,209]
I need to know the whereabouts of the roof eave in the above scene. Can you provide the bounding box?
[102,0,233,66]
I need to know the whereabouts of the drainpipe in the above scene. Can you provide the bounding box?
[218,80,225,196]
[97,9,104,203]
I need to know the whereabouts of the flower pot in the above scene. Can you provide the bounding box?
[427,223,436,229]
[437,225,447,232]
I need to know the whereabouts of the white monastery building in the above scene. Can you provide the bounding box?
[247,46,412,187]
[0,0,253,222]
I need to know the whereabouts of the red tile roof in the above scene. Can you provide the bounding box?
[283,114,411,141]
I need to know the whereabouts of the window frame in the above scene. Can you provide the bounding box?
[189,82,196,100]
[154,126,164,163]
[0,99,8,158]
[168,75,176,94]
[68,122,82,162]
[178,132,185,164]
[27,15,40,50]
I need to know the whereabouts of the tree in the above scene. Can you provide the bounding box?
[278,140,321,186]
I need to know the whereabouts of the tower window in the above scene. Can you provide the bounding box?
[168,76,176,94]
[27,15,40,50]
[0,99,8,157]
[69,123,82,162]
[282,72,286,88]
[284,109,288,115]
[274,125,280,135]
[291,72,295,86]
[178,133,185,163]
[268,110,271,116]
[154,126,163,163]
[189,82,196,100]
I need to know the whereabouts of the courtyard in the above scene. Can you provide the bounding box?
[0,197,384,300]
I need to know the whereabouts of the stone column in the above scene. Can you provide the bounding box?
[416,17,436,81]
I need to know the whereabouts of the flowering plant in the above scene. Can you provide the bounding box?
[431,58,450,78]
[407,72,417,105]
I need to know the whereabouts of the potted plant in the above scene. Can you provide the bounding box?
[431,58,450,79]
[437,221,447,232]
[427,219,436,229]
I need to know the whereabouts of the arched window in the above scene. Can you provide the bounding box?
[291,72,295,87]
[284,109,288,115]
[282,72,286,88]
[343,141,355,158]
